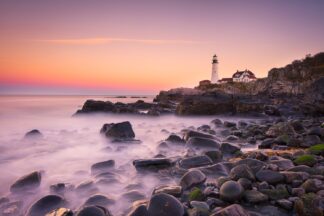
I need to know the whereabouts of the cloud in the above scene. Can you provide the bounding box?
[38,37,203,45]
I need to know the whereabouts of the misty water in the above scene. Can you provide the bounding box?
[0,95,262,215]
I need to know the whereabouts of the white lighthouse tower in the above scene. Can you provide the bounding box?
[211,54,219,83]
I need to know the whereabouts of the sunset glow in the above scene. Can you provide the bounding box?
[1,0,324,94]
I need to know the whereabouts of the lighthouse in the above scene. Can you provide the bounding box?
[211,54,219,83]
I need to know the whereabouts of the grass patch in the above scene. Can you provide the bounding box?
[308,144,324,155]
[294,154,317,166]
[188,187,204,201]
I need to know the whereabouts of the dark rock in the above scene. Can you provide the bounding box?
[186,137,220,149]
[301,135,321,147]
[229,164,255,181]
[78,100,115,113]
[199,163,229,178]
[76,205,112,216]
[133,158,173,171]
[259,138,275,149]
[238,178,252,190]
[24,129,43,138]
[235,159,266,174]
[276,199,293,210]
[180,170,206,190]
[280,171,309,184]
[179,155,213,169]
[100,121,135,141]
[147,193,184,216]
[221,143,240,154]
[211,119,223,127]
[50,183,74,195]
[269,159,294,171]
[84,194,115,206]
[127,205,149,216]
[204,150,223,163]
[27,195,66,216]
[225,135,239,142]
[152,185,182,197]
[256,170,285,184]
[10,171,42,193]
[224,121,237,128]
[165,134,185,144]
[265,122,296,138]
[219,180,244,202]
[259,187,289,200]
[301,179,323,193]
[308,127,324,137]
[243,190,268,203]
[211,204,249,216]
[184,130,216,141]
[91,160,115,175]
[294,193,323,216]
[75,180,98,194]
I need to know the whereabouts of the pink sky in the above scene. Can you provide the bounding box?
[0,0,323,95]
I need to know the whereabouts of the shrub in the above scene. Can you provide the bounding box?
[308,144,324,155]
[188,187,204,201]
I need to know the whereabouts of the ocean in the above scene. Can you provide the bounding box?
[0,95,259,215]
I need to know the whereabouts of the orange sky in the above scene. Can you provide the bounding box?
[0,0,323,94]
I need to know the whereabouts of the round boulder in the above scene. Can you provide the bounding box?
[147,193,184,216]
[27,195,66,216]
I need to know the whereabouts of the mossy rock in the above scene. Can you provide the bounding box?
[294,154,317,167]
[294,193,323,216]
[308,144,324,156]
[260,188,289,200]
[188,187,204,201]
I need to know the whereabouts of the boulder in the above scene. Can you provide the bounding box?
[269,159,294,171]
[199,163,229,178]
[179,155,213,169]
[127,205,149,216]
[147,193,184,216]
[256,170,285,184]
[219,180,244,202]
[204,150,223,163]
[180,170,206,190]
[280,171,309,183]
[27,195,66,216]
[235,159,266,174]
[229,164,255,181]
[100,121,135,141]
[301,179,323,193]
[211,204,249,216]
[243,190,268,203]
[184,130,216,141]
[84,194,115,206]
[220,143,241,154]
[301,135,321,147]
[24,129,43,138]
[76,205,112,216]
[187,137,220,149]
[165,134,185,144]
[10,171,42,193]
[133,158,173,171]
[238,178,252,190]
[91,160,115,174]
[265,122,296,138]
[153,185,182,197]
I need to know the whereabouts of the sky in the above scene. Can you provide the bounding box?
[0,0,324,95]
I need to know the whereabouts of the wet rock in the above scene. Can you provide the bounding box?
[179,155,213,169]
[190,201,210,214]
[301,135,321,147]
[294,193,323,216]
[301,179,323,193]
[147,193,184,216]
[238,178,252,190]
[269,159,294,171]
[276,199,293,210]
[91,160,115,175]
[46,208,73,216]
[127,205,149,216]
[235,158,266,174]
[153,185,182,197]
[211,204,249,216]
[287,165,315,174]
[219,180,244,202]
[75,180,98,195]
[308,127,324,137]
[10,171,42,193]
[24,129,43,139]
[199,163,229,178]
[121,190,146,202]
[165,134,185,144]
[50,183,74,195]
[243,190,268,203]
[186,137,220,149]
[220,143,240,154]
[224,121,237,128]
[78,100,115,113]
[259,138,275,149]
[100,121,135,141]
[265,122,296,138]
[76,205,112,216]
[211,119,223,127]
[225,135,239,142]
[180,170,206,190]
[27,195,66,216]
[280,171,309,183]
[256,170,285,184]
[184,130,216,141]
[84,194,115,206]
[133,158,173,171]
[229,164,255,181]
[204,150,223,163]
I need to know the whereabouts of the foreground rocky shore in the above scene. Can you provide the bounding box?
[1,115,324,216]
